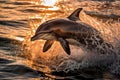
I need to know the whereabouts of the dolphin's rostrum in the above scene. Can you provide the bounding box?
[31,8,113,55]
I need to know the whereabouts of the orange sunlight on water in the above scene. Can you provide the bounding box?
[1,0,120,79]
[41,0,58,6]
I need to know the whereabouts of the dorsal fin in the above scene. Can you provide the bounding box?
[67,8,83,21]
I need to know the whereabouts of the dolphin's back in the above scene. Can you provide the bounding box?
[35,19,99,36]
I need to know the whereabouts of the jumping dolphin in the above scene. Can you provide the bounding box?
[31,8,112,55]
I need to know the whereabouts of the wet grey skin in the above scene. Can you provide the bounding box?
[31,8,107,55]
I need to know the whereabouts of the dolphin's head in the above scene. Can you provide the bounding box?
[31,19,55,41]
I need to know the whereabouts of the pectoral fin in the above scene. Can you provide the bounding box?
[58,38,71,55]
[43,40,54,52]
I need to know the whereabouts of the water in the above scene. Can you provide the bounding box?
[0,0,120,80]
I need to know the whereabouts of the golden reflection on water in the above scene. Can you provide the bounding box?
[42,0,58,6]
[0,0,119,79]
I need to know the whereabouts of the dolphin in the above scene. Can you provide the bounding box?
[31,8,107,55]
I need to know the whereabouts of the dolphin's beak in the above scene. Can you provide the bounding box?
[31,35,37,41]
[31,34,39,41]
[31,33,46,41]
[31,32,55,41]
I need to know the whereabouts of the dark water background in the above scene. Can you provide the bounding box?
[0,0,120,80]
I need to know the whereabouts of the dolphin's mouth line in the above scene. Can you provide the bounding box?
[36,31,52,34]
[31,31,56,41]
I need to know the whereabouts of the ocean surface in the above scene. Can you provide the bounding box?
[0,0,120,80]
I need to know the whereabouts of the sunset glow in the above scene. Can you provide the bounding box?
[42,0,58,6]
[15,37,24,41]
